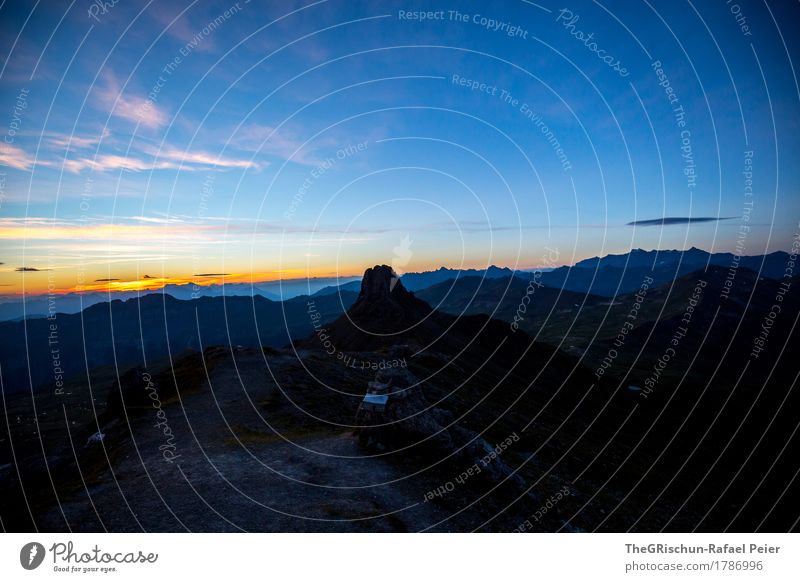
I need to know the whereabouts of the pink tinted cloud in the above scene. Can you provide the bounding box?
[0,143,35,170]
[95,73,169,129]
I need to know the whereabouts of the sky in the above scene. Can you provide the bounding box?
[1,0,799,295]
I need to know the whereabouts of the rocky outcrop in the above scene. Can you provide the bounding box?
[357,264,400,301]
[321,265,445,350]
[357,364,453,453]
[350,265,433,331]
[356,363,526,496]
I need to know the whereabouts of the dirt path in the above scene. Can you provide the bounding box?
[41,350,454,532]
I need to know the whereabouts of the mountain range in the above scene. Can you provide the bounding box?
[0,277,360,322]
[1,250,798,532]
[2,249,788,323]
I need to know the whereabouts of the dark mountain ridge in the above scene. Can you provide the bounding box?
[2,262,797,532]
[0,290,358,395]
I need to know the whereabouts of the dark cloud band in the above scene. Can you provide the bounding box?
[627,217,733,227]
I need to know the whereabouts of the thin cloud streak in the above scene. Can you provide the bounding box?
[625,216,732,226]
[627,217,734,227]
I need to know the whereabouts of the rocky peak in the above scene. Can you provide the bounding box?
[350,265,429,321]
[312,264,438,350]
[358,264,405,301]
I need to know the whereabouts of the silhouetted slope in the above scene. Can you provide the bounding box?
[586,266,800,384]
[416,275,606,321]
[540,249,790,296]
[3,261,798,533]
[311,265,592,393]
[0,291,357,394]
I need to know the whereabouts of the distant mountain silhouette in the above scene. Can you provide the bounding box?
[0,290,358,394]
[3,249,788,322]
[301,249,793,301]
[313,265,520,298]
[412,262,800,389]
[540,248,790,296]
[0,278,360,322]
[3,248,793,394]
[398,265,518,291]
[572,247,786,273]
[311,280,362,297]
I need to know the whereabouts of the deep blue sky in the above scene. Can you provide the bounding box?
[1,0,798,292]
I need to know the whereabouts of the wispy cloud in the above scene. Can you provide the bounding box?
[7,142,262,174]
[15,266,50,272]
[139,143,263,171]
[45,129,111,150]
[0,143,35,170]
[61,154,178,173]
[627,217,734,227]
[95,72,169,129]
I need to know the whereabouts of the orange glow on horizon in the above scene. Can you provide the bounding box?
[1,255,548,297]
[61,270,322,294]
[4,268,365,297]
